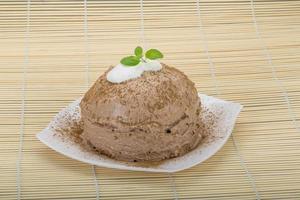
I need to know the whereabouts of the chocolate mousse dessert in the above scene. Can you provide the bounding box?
[80,47,203,162]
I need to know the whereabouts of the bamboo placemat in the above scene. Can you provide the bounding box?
[1,0,300,199]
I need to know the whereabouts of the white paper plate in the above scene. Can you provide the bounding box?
[37,94,242,173]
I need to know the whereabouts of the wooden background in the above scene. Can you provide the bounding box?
[1,0,300,199]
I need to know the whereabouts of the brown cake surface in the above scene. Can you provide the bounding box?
[80,63,203,161]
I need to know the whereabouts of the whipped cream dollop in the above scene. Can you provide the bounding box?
[107,60,162,83]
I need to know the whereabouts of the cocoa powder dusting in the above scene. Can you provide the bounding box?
[48,64,220,163]
[48,100,88,149]
[198,107,221,147]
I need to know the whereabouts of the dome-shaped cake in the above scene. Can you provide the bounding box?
[80,63,203,161]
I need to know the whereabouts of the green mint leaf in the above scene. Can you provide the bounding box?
[145,49,163,60]
[134,46,143,58]
[120,56,140,66]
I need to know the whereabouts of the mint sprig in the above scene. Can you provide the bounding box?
[120,46,164,67]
